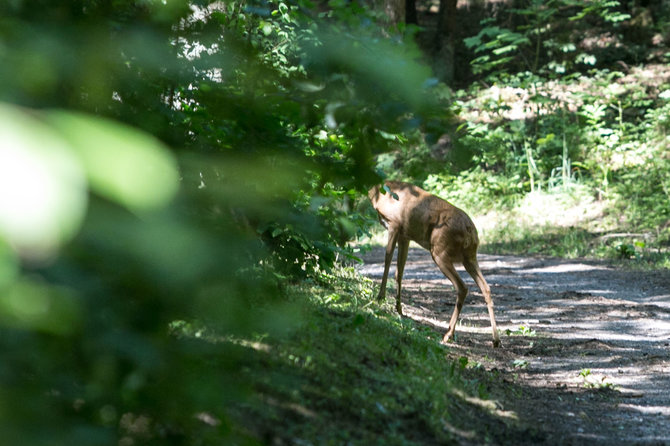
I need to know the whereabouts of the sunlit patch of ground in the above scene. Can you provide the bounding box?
[358,247,670,445]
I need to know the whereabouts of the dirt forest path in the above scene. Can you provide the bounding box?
[358,246,670,445]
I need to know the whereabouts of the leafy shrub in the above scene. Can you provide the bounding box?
[0,0,450,443]
[423,167,522,215]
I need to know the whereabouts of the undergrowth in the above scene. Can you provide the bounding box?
[178,267,539,445]
[479,221,670,269]
[383,64,670,269]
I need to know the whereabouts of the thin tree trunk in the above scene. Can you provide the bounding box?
[406,0,417,25]
[369,0,405,27]
[434,0,457,84]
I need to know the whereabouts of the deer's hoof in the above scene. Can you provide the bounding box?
[441,334,455,345]
[493,339,502,348]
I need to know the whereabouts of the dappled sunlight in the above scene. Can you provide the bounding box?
[3,0,669,443]
[476,188,608,235]
[518,262,606,274]
[619,404,670,417]
[359,245,670,443]
[459,64,670,126]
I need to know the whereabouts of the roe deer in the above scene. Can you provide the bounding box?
[368,181,501,347]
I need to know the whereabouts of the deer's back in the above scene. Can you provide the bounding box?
[369,181,479,255]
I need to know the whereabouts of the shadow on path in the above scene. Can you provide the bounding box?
[358,246,670,445]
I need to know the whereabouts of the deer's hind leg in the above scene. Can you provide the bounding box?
[463,257,501,348]
[431,248,468,344]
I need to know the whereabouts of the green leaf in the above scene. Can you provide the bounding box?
[463,36,482,49]
[492,44,520,56]
[0,278,82,335]
[0,104,87,258]
[537,133,556,145]
[260,21,273,36]
[44,111,179,214]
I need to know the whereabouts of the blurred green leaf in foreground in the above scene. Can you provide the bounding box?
[0,0,449,442]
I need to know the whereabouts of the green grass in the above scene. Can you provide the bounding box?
[182,267,538,445]
[417,173,670,269]
[364,212,670,269]
[480,222,670,269]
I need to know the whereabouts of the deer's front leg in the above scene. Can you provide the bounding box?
[377,228,399,303]
[394,237,409,316]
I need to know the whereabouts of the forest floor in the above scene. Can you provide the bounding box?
[358,246,670,445]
